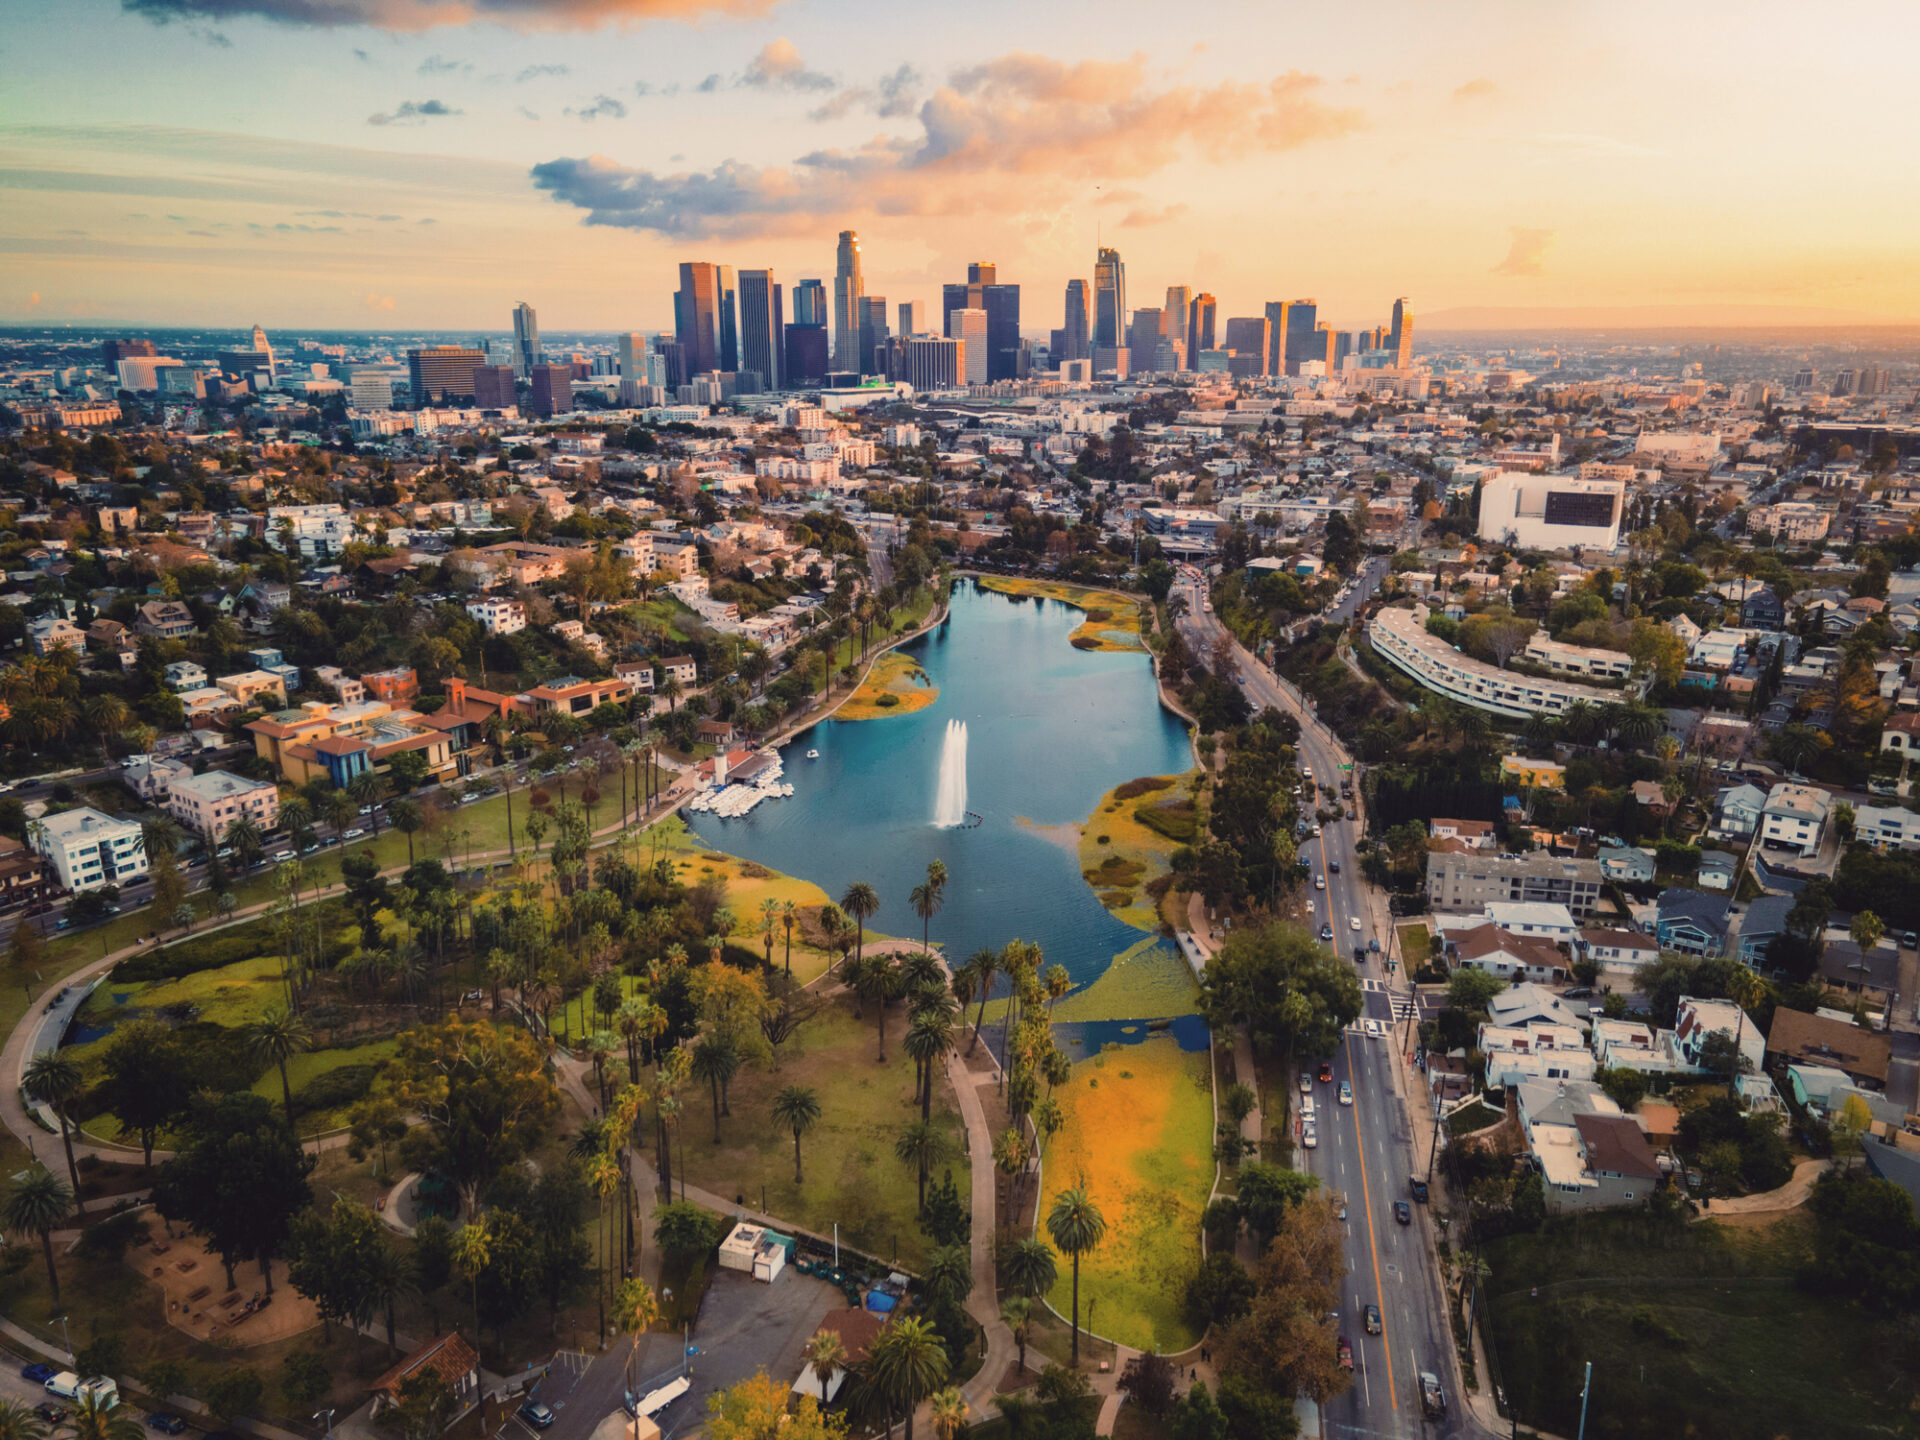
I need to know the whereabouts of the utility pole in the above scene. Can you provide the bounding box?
[1576,1360,1593,1440]
[1426,1092,1444,1184]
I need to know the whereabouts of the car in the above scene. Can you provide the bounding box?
[1364,1303,1382,1335]
[1349,917,1362,932]
[147,1414,188,1434]
[1410,1176,1430,1203]
[33,1406,66,1427]
[1338,1203,1347,1222]
[1339,1081,1353,1105]
[342,828,365,840]
[1328,859,1340,873]
[1363,1019,1385,1039]
[1299,1072,1312,1094]
[1311,824,1322,837]
[1561,985,1594,1000]
[1419,1372,1447,1417]
[1394,1201,1412,1225]
[1319,924,1334,941]
[1301,1125,1317,1149]
[1905,931,1919,950]
[1314,875,1325,890]
[20,1364,54,1384]
[358,805,375,816]
[54,919,70,931]
[1337,1336,1353,1372]
[517,1402,555,1430]
[1301,1096,1316,1120]
[1317,1062,1334,1083]
[1353,945,1367,963]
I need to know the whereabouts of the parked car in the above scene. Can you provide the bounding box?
[1337,1336,1353,1371]
[1298,1072,1312,1094]
[342,828,365,840]
[1302,1125,1318,1149]
[517,1402,555,1430]
[1364,1020,1384,1038]
[147,1414,188,1434]
[1394,1201,1412,1225]
[1364,1303,1382,1335]
[34,1405,67,1426]
[1410,1177,1430,1203]
[19,1364,54,1384]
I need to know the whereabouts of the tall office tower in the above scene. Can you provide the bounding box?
[674,263,723,377]
[1262,301,1287,375]
[1330,330,1355,370]
[949,307,988,384]
[1223,316,1272,371]
[1093,248,1126,351]
[1062,280,1091,362]
[101,338,157,368]
[1187,294,1217,358]
[898,301,926,336]
[715,266,740,374]
[617,332,648,379]
[833,230,865,372]
[983,284,1020,382]
[529,363,572,417]
[473,365,516,410]
[738,270,782,392]
[1165,286,1192,358]
[511,302,541,378]
[1128,307,1166,375]
[968,261,997,285]
[902,335,963,390]
[251,324,269,352]
[783,325,829,387]
[1281,299,1319,374]
[407,345,485,405]
[1390,297,1413,368]
[859,296,890,376]
[653,339,684,388]
[793,279,828,328]
[1356,329,1374,354]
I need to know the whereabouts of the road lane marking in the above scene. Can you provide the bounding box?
[1344,1029,1397,1413]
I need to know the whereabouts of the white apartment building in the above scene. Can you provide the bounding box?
[311,666,366,704]
[268,503,356,559]
[465,597,528,636]
[1477,473,1624,552]
[32,807,149,893]
[1746,502,1831,544]
[1851,801,1920,852]
[1478,1022,1596,1089]
[1371,604,1620,719]
[167,770,280,841]
[1760,782,1830,858]
[1520,633,1634,680]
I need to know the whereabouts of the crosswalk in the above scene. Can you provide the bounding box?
[1389,995,1418,1023]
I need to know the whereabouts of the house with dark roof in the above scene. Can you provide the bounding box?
[1655,887,1730,956]
[1738,893,1796,966]
[792,1307,889,1403]
[1765,1009,1892,1090]
[1818,938,1900,1007]
[1577,926,1660,974]
[1444,922,1569,984]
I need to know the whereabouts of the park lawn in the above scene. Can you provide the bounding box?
[1051,937,1198,1024]
[1038,1036,1211,1353]
[1485,1209,1915,1440]
[248,1038,399,1130]
[836,652,939,721]
[90,953,290,1031]
[976,577,1146,652]
[621,593,705,646]
[672,1001,960,1272]
[1077,772,1201,933]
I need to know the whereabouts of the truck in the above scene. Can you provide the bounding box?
[1419,1371,1446,1417]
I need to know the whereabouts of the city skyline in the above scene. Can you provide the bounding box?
[4,0,1919,329]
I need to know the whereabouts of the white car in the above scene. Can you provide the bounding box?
[1301,1095,1316,1120]
[1314,875,1325,890]
[1349,917,1363,932]
[1299,1072,1312,1094]
[1339,1082,1353,1106]
[342,828,365,840]
[1364,1019,1385,1039]
[1301,1125,1318,1149]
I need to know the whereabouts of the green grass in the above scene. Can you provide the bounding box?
[672,1000,960,1271]
[1038,1037,1212,1353]
[1485,1210,1916,1440]
[248,1038,399,1128]
[1396,923,1431,968]
[1050,937,1199,1024]
[90,953,289,1029]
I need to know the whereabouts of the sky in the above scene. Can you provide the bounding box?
[4,0,1919,334]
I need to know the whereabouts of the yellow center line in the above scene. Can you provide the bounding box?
[1344,1029,1398,1413]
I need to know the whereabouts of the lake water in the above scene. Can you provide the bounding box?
[688,581,1197,1020]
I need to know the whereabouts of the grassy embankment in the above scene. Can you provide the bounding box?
[835,652,939,721]
[975,577,1147,653]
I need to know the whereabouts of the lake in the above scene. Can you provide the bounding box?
[687,581,1198,1018]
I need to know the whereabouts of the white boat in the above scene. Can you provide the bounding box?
[806,749,820,759]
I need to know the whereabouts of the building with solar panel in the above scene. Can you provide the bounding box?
[1477,472,1625,552]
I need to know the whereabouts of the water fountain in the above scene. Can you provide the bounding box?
[932,718,969,827]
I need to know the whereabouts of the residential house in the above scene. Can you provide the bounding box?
[1630,780,1674,815]
[85,618,134,656]
[237,579,292,634]
[523,674,635,719]
[164,660,209,693]
[1446,922,1570,983]
[215,669,288,710]
[1696,851,1739,892]
[369,1333,481,1428]
[1737,894,1796,967]
[1479,1022,1595,1088]
[465,597,527,636]
[1819,938,1900,1007]
[1597,846,1655,884]
[310,667,366,704]
[1482,901,1579,943]
[1426,850,1604,917]
[1850,802,1920,853]
[1786,1064,1906,1126]
[166,770,280,841]
[1764,1008,1891,1090]
[134,599,196,639]
[1501,755,1568,789]
[30,807,149,892]
[613,661,656,692]
[1577,927,1661,975]
[1655,888,1730,956]
[1673,996,1764,1075]
[1760,782,1830,858]
[363,668,420,706]
[658,656,698,685]
[792,1310,888,1404]
[0,835,51,906]
[1880,712,1920,758]
[1709,783,1767,843]
[28,616,84,656]
[1516,1080,1659,1213]
[1430,818,1498,850]
[1487,982,1588,1032]
[1592,1018,1685,1078]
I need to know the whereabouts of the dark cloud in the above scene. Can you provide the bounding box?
[121,0,776,32]
[367,98,462,124]
[516,63,569,81]
[565,94,627,121]
[633,79,679,98]
[696,73,722,93]
[809,63,921,122]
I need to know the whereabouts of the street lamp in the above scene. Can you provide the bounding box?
[55,1315,70,1360]
[313,1410,335,1440]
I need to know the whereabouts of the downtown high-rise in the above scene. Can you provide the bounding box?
[1093,247,1126,352]
[833,230,864,373]
[941,262,1020,381]
[1187,293,1217,358]
[1390,297,1414,368]
[1061,279,1091,362]
[737,269,784,392]
[511,301,541,378]
[673,263,734,382]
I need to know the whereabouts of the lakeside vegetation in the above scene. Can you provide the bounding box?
[835,651,939,721]
[976,576,1148,652]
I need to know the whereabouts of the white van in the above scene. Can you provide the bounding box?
[46,1375,118,1405]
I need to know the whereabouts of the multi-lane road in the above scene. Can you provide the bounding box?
[1174,565,1485,1440]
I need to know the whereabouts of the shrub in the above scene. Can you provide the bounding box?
[293,1063,379,1117]
[875,692,901,707]
[1134,800,1198,842]
[1112,776,1175,802]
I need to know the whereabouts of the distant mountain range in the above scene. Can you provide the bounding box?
[1420,303,1909,332]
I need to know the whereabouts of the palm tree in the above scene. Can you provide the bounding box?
[1005,1235,1057,1300]
[1558,699,1601,746]
[0,1399,48,1440]
[367,1243,418,1356]
[1522,710,1555,752]
[903,1007,955,1122]
[928,1389,968,1440]
[1047,1186,1108,1368]
[1001,1295,1035,1376]
[760,898,779,969]
[64,1394,140,1440]
[840,881,880,970]
[225,812,264,874]
[389,797,423,864]
[856,954,898,1061]
[1614,703,1664,750]
[802,1329,847,1402]
[615,1277,658,1391]
[963,948,998,1055]
[864,1315,949,1440]
[453,1220,491,1341]
[910,881,942,954]
[349,771,385,836]
[771,1085,821,1185]
[248,1004,313,1128]
[2,1167,71,1306]
[81,694,131,766]
[690,1037,740,1143]
[22,1053,83,1195]
[894,1120,951,1215]
[780,900,798,979]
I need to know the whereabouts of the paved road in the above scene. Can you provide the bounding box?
[1174,565,1487,1440]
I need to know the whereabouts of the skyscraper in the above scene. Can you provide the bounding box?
[949,307,988,384]
[529,363,572,417]
[1093,248,1126,351]
[1284,300,1319,375]
[968,261,997,285]
[617,332,648,380]
[673,264,723,380]
[833,231,864,373]
[1062,280,1091,362]
[473,365,515,410]
[511,302,540,378]
[898,301,926,336]
[983,284,1020,382]
[738,270,783,392]
[1187,294,1217,357]
[793,279,827,328]
[1390,297,1413,368]
[859,296,890,376]
[1223,317,1271,372]
[1129,307,1166,376]
[1165,286,1192,358]
[715,266,740,374]
[901,335,963,390]
[408,345,485,405]
[784,325,829,387]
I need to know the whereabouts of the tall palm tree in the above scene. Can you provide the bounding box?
[1047,1186,1108,1368]
[856,954,899,1061]
[802,1330,847,1402]
[894,1120,951,1215]
[864,1315,949,1440]
[690,1037,740,1143]
[453,1221,491,1342]
[1004,1236,1057,1300]
[367,1243,418,1355]
[225,813,264,874]
[771,1085,821,1185]
[248,1004,313,1128]
[22,1053,83,1196]
[2,1167,71,1306]
[928,1389,968,1440]
[910,882,942,954]
[615,1277,658,1392]
[81,694,131,766]
[389,797,423,864]
[1000,1295,1035,1376]
[64,1394,140,1440]
[840,881,880,970]
[962,948,998,1055]
[760,898,779,969]
[903,1008,956,1122]
[349,771,385,837]
[780,900,798,979]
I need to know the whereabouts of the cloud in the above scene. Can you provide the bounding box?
[516,63,569,81]
[533,52,1364,238]
[1452,77,1497,102]
[633,79,679,98]
[809,62,921,122]
[518,105,541,119]
[122,0,775,32]
[1492,226,1555,277]
[695,73,722,93]
[352,47,370,60]
[565,94,627,121]
[1121,202,1187,227]
[418,53,468,73]
[367,98,461,124]
[364,292,395,309]
[739,38,833,92]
